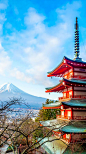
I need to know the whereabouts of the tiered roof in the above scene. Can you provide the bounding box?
[47,56,86,77]
[60,121,86,133]
[43,102,61,109]
[62,99,86,107]
[40,119,69,132]
[38,136,67,154]
[43,99,86,109]
[46,78,86,93]
[41,18,86,152]
[40,119,86,134]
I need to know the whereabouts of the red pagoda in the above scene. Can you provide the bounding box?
[40,18,86,148]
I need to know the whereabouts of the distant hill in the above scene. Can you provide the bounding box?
[0,83,47,109]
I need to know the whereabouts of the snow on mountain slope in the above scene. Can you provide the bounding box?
[0,83,46,109]
[0,83,26,94]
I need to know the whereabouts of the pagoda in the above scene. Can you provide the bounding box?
[40,18,86,148]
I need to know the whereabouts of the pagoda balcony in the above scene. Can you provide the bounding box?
[69,75,86,80]
[59,97,71,101]
[73,116,86,120]
[57,115,86,121]
[59,95,86,101]
[56,115,72,121]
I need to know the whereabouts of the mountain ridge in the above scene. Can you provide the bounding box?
[0,83,47,109]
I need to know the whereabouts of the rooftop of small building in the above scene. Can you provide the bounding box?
[40,119,69,132]
[38,136,67,154]
[43,101,61,108]
[38,136,86,154]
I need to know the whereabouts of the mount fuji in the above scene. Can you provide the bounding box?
[0,83,47,109]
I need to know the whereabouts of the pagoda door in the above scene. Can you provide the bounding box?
[61,111,64,117]
[67,92,69,98]
[67,111,71,119]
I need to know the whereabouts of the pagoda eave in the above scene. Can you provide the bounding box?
[45,79,66,93]
[43,102,61,109]
[43,106,61,109]
[60,121,86,134]
[47,56,86,78]
[62,99,86,107]
[46,78,86,93]
[47,57,72,77]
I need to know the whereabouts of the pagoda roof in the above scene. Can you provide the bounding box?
[40,120,86,134]
[60,121,86,133]
[65,78,86,84]
[39,136,86,154]
[40,119,61,131]
[45,79,65,92]
[62,99,86,107]
[38,136,67,154]
[47,56,86,77]
[47,56,71,77]
[43,102,61,109]
[40,119,69,132]
[45,78,86,93]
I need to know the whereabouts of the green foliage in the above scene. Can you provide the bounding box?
[33,129,43,140]
[33,127,52,141]
[35,99,60,121]
[34,99,60,141]
[44,99,54,104]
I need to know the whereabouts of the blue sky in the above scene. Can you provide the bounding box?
[0,0,86,100]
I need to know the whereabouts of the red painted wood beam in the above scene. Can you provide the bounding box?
[43,106,61,109]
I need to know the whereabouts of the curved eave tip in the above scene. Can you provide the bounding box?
[45,86,53,90]
[45,89,50,92]
[45,90,48,93]
[47,74,51,77]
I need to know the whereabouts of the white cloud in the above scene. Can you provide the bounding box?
[25,7,45,26]
[0,43,11,75]
[3,1,82,86]
[0,1,7,35]
[0,1,11,76]
[0,13,6,33]
[10,68,32,83]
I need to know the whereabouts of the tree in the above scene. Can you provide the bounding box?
[36,99,60,121]
[0,98,65,154]
[1,98,85,154]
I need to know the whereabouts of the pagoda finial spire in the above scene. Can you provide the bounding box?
[74,17,79,58]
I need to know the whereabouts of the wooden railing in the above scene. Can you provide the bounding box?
[73,75,86,80]
[73,116,86,120]
[59,95,86,101]
[56,115,72,120]
[56,115,86,120]
[64,74,86,80]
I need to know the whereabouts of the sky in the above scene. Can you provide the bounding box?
[0,0,86,100]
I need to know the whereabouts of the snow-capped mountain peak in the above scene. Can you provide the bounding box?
[0,83,47,109]
[0,83,25,94]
